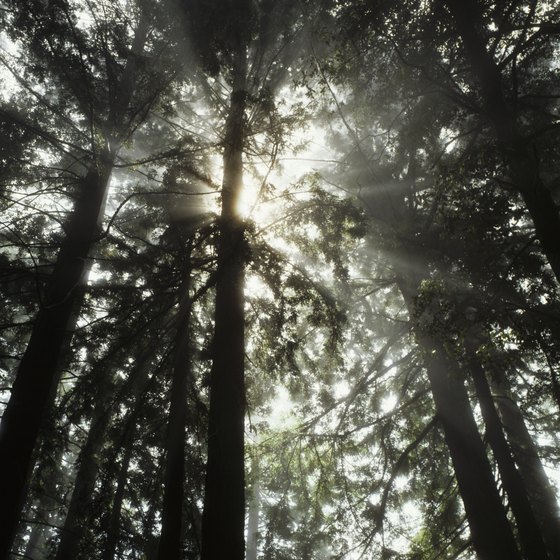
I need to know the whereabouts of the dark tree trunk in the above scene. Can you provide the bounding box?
[420,339,521,560]
[54,334,159,559]
[490,371,560,559]
[465,338,549,560]
[102,423,136,560]
[200,48,248,560]
[54,385,112,560]
[0,159,113,560]
[444,0,560,283]
[396,276,521,560]
[156,271,193,560]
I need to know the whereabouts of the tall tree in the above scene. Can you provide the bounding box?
[395,274,521,560]
[177,0,305,555]
[464,332,548,559]
[201,39,249,560]
[487,350,560,559]
[1,0,559,557]
[0,3,174,554]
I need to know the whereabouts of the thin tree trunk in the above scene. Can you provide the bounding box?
[144,473,165,560]
[246,461,260,560]
[490,370,560,559]
[22,443,64,560]
[102,423,136,560]
[396,277,521,560]
[54,387,111,560]
[54,335,158,559]
[444,0,560,283]
[465,338,549,559]
[201,46,248,560]
[156,268,193,560]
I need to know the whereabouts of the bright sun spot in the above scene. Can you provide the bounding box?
[267,386,297,429]
[381,393,398,413]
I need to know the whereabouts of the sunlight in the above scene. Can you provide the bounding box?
[235,178,275,224]
[267,386,297,430]
[381,393,398,413]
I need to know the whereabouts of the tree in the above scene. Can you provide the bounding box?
[177,1,308,556]
[0,1,179,554]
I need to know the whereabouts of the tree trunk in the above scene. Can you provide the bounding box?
[0,159,113,560]
[421,339,521,560]
[54,334,159,559]
[102,423,136,560]
[156,270,193,560]
[444,0,560,283]
[200,47,248,560]
[490,370,560,559]
[396,277,521,560]
[246,461,260,560]
[465,338,549,559]
[54,385,112,560]
[21,442,65,560]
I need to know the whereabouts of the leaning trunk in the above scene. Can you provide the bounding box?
[397,277,521,560]
[465,338,548,559]
[490,369,560,559]
[0,16,149,556]
[200,47,248,560]
[420,338,521,560]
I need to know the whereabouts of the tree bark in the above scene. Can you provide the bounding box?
[490,370,560,560]
[465,338,549,559]
[396,277,521,560]
[156,270,193,560]
[200,47,248,560]
[444,0,560,283]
